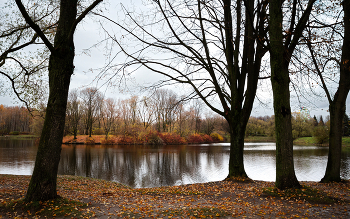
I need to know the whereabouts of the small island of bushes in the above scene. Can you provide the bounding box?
[62,131,225,145]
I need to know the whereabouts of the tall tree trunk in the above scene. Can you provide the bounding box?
[225,0,266,179]
[269,0,300,189]
[321,0,350,182]
[227,114,248,178]
[321,101,346,182]
[24,0,78,202]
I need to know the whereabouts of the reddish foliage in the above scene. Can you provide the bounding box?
[116,135,134,144]
[187,133,204,144]
[158,132,187,145]
[101,137,117,144]
[201,134,213,143]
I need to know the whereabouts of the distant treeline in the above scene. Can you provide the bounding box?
[0,105,32,135]
[2,88,349,145]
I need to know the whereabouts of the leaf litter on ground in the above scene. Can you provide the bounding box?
[0,174,349,218]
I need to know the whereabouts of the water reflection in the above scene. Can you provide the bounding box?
[1,139,349,188]
[58,145,229,188]
[0,139,37,175]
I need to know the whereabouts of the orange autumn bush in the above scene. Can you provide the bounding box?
[116,135,134,144]
[159,132,186,145]
[187,133,204,144]
[201,134,213,143]
[101,136,117,144]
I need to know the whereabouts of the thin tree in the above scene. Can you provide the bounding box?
[80,87,104,137]
[15,0,103,202]
[101,98,117,140]
[66,89,82,140]
[306,0,350,182]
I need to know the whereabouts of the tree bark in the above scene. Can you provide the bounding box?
[225,0,266,179]
[227,114,247,177]
[269,0,300,189]
[321,0,350,182]
[24,0,78,202]
[20,0,103,201]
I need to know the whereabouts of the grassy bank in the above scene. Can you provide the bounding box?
[1,175,349,218]
[293,136,350,147]
[244,136,275,142]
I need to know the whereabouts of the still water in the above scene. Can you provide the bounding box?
[0,139,349,188]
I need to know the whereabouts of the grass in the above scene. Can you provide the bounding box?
[293,136,350,147]
[262,186,339,204]
[244,136,275,142]
[342,136,350,147]
[0,197,91,218]
[293,137,318,146]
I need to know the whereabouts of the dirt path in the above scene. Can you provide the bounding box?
[1,175,349,218]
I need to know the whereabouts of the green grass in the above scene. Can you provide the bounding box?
[262,186,339,204]
[293,137,317,146]
[244,136,275,142]
[1,197,90,218]
[294,136,350,147]
[342,137,350,147]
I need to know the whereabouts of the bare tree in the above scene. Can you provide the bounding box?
[202,111,217,135]
[99,0,269,178]
[151,89,179,132]
[14,0,103,201]
[0,0,58,108]
[101,98,117,140]
[191,99,203,134]
[80,87,104,137]
[66,89,81,139]
[138,96,154,130]
[303,1,350,182]
[175,102,188,137]
[268,0,316,189]
[118,98,132,135]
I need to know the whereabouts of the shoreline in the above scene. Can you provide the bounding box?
[2,134,350,148]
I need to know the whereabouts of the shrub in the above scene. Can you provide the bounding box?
[210,132,224,142]
[85,137,95,144]
[0,129,8,135]
[101,136,117,144]
[159,132,186,145]
[149,135,164,145]
[187,133,204,144]
[116,135,134,144]
[9,131,20,135]
[145,131,164,145]
[201,134,213,143]
[313,126,328,144]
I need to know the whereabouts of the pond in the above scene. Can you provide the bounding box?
[0,139,349,188]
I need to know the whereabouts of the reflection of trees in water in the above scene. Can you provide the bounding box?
[341,150,350,179]
[57,145,227,187]
[1,141,349,183]
[0,139,36,164]
[57,144,350,186]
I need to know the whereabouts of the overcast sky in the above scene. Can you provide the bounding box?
[0,0,347,119]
